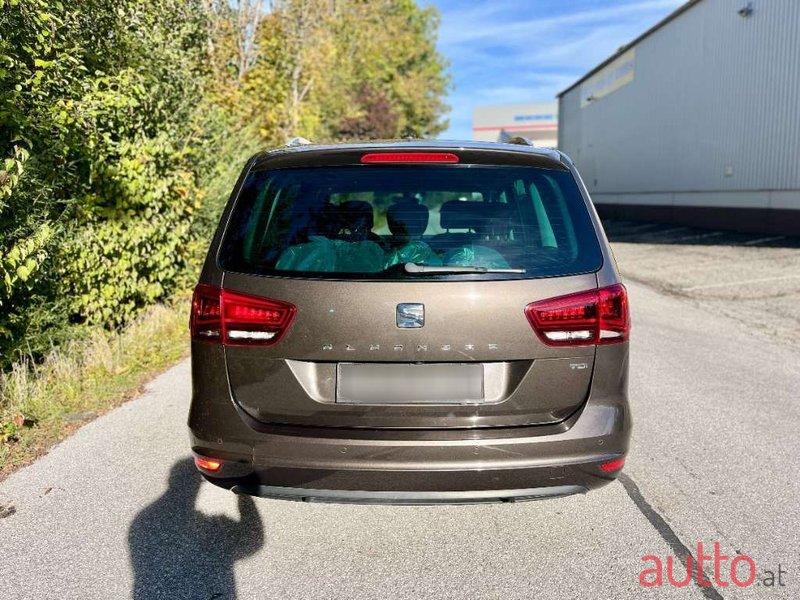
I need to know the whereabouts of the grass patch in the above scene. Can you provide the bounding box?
[0,298,190,479]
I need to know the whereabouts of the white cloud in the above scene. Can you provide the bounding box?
[433,0,686,138]
[439,0,684,47]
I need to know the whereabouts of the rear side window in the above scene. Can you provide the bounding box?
[219,165,602,280]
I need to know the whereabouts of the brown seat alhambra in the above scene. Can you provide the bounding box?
[189,140,631,503]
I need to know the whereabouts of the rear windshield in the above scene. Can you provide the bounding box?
[219,165,603,280]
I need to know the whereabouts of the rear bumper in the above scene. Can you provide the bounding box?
[189,344,631,504]
[189,391,630,504]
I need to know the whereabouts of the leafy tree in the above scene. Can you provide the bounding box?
[0,0,449,366]
[0,0,238,361]
[336,86,400,140]
[242,0,450,142]
[329,0,450,139]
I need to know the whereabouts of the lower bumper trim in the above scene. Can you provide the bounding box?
[230,484,587,505]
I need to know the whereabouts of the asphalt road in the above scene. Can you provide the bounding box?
[604,220,800,351]
[1,280,798,600]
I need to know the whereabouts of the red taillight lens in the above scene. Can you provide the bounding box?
[190,285,296,346]
[600,457,626,472]
[525,283,630,347]
[191,284,222,341]
[220,288,296,345]
[597,284,630,343]
[194,455,222,472]
[360,152,459,164]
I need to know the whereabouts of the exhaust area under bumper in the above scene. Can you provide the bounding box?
[229,483,587,504]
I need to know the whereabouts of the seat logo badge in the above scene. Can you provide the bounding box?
[396,303,424,328]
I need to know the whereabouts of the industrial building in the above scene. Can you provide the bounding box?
[472,103,558,148]
[557,0,800,235]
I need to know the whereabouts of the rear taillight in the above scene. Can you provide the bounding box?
[190,284,296,346]
[191,284,222,341]
[525,283,630,347]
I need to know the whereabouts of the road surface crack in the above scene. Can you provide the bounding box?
[618,473,724,600]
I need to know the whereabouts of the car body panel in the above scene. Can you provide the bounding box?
[220,272,599,428]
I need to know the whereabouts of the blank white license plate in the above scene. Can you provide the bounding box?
[336,363,484,404]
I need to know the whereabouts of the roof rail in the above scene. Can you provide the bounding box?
[285,137,313,147]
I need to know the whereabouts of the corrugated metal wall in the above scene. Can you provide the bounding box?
[558,0,800,226]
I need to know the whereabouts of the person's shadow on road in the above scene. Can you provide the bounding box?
[128,457,264,600]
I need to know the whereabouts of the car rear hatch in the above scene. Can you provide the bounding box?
[200,145,619,429]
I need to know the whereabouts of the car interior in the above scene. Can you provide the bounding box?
[228,167,585,276]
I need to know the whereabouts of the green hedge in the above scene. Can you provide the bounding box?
[0,1,254,363]
[0,0,449,367]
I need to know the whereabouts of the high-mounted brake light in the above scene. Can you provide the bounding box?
[360,152,460,164]
[191,284,296,346]
[525,284,630,347]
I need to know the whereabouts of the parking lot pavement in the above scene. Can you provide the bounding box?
[604,220,800,350]
[1,278,799,599]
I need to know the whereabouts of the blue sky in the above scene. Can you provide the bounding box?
[426,0,685,139]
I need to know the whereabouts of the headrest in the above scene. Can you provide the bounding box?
[338,200,374,241]
[307,202,341,237]
[387,201,429,239]
[439,201,512,232]
[439,200,477,230]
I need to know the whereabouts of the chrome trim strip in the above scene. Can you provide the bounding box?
[231,484,587,505]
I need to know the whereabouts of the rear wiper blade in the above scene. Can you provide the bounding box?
[404,262,526,274]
